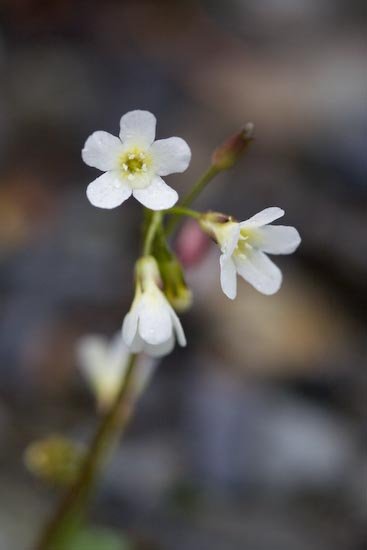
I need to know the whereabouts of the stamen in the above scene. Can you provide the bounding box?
[119,148,152,186]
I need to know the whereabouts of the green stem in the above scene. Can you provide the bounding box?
[34,354,138,550]
[180,165,220,208]
[142,210,163,256]
[165,164,220,235]
[35,206,166,549]
[167,206,201,220]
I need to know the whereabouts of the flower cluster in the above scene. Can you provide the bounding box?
[81,109,301,361]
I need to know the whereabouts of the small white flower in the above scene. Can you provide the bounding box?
[77,333,155,411]
[122,256,186,357]
[82,110,191,211]
[201,207,301,298]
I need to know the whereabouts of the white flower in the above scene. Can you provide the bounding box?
[82,110,191,211]
[122,256,186,357]
[77,333,155,411]
[201,207,301,298]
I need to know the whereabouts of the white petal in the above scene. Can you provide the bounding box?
[122,308,139,347]
[138,291,173,345]
[77,335,108,383]
[119,110,156,147]
[235,250,282,295]
[87,171,132,209]
[77,335,107,366]
[240,207,284,228]
[143,334,175,357]
[108,332,129,362]
[150,137,191,176]
[257,225,301,255]
[219,255,237,300]
[133,176,178,210]
[221,223,240,258]
[169,307,187,347]
[128,331,145,354]
[82,131,123,171]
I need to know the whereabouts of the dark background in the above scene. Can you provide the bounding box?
[0,1,366,548]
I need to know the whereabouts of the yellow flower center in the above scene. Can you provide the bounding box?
[234,228,257,257]
[119,148,153,186]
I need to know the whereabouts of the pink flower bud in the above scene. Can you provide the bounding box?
[175,219,211,268]
[212,123,254,170]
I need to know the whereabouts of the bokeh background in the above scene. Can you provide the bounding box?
[0,1,366,548]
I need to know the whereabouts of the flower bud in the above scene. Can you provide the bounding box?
[175,219,211,268]
[159,254,193,313]
[211,123,254,170]
[24,435,84,486]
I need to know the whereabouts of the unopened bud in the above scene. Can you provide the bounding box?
[159,254,193,313]
[175,219,211,268]
[24,435,84,486]
[212,123,254,170]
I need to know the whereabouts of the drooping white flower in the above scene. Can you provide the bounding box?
[82,110,191,211]
[200,207,301,298]
[122,256,186,357]
[77,333,155,411]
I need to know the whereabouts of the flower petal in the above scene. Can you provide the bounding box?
[143,334,175,357]
[77,335,108,377]
[257,225,301,255]
[221,223,240,258]
[122,307,139,347]
[119,110,156,147]
[169,307,187,347]
[240,207,284,228]
[150,137,191,176]
[234,250,282,295]
[220,255,237,299]
[87,171,132,209]
[82,131,123,171]
[133,176,178,210]
[128,331,145,354]
[138,291,173,345]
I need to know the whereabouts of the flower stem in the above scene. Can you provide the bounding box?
[165,164,220,235]
[167,206,201,220]
[34,354,138,550]
[142,210,163,256]
[180,164,220,208]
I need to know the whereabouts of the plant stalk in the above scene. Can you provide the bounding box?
[34,354,138,550]
[165,164,219,235]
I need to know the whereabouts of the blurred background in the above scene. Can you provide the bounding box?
[0,0,366,548]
